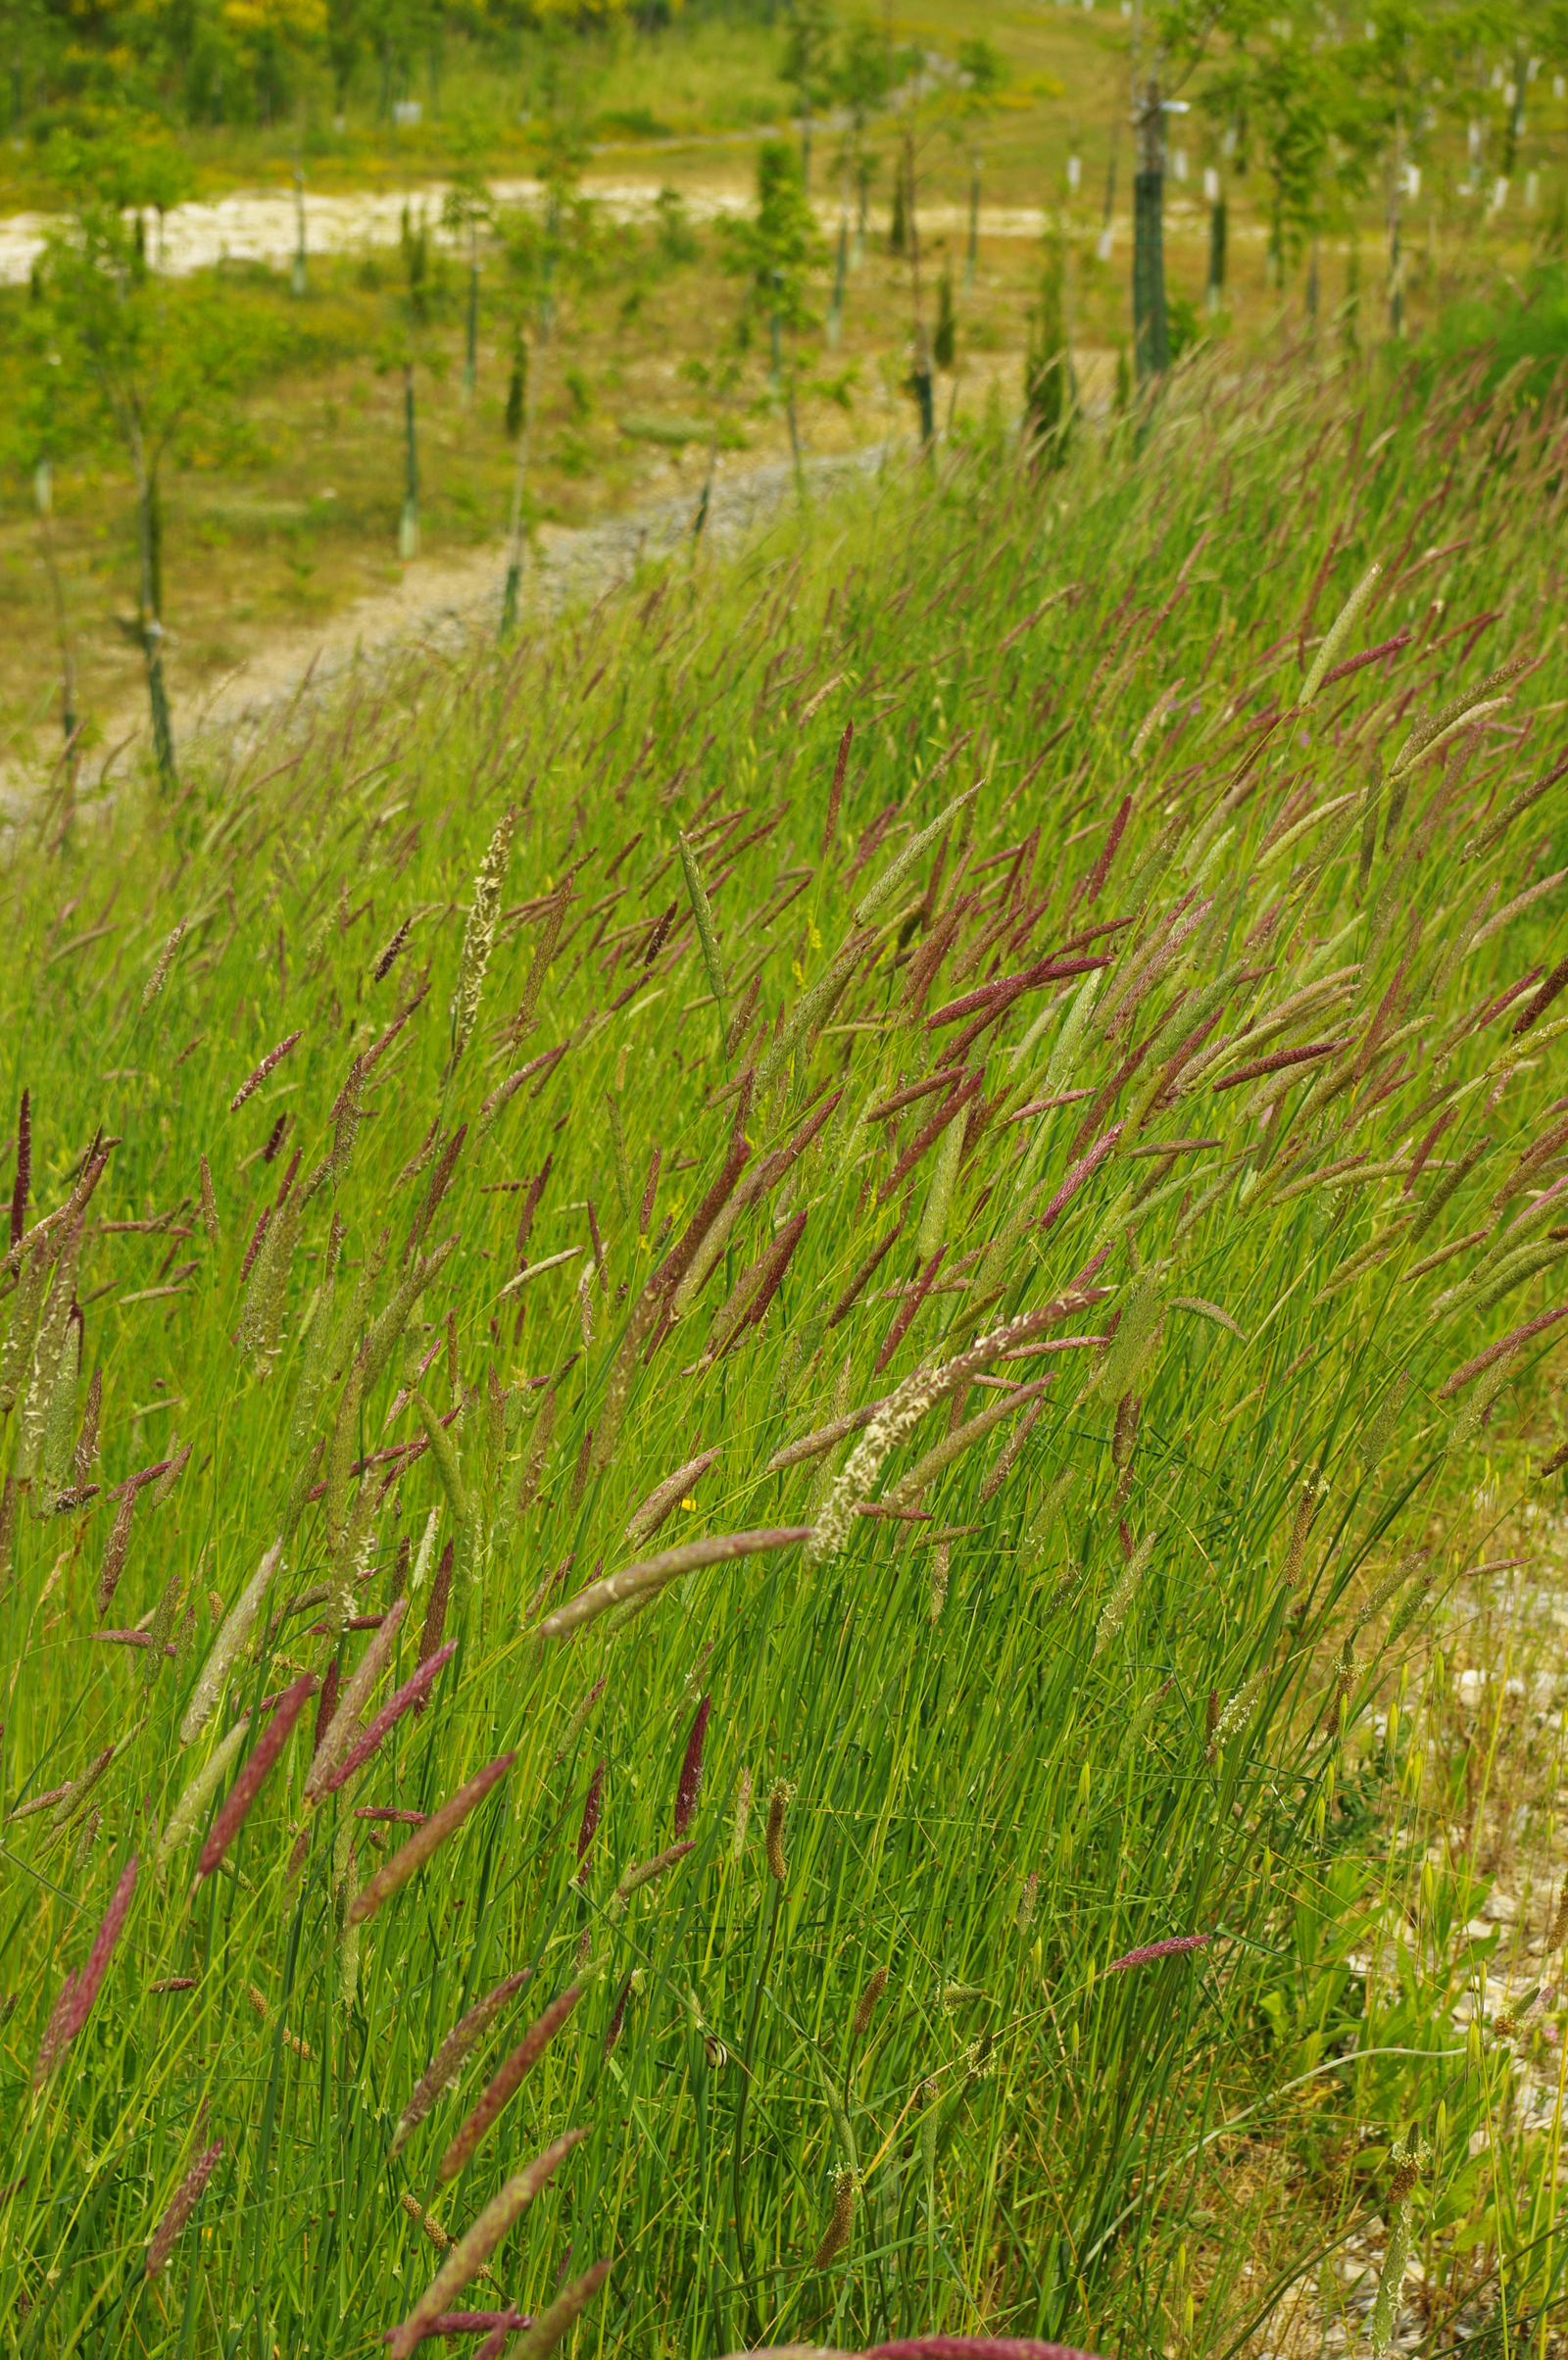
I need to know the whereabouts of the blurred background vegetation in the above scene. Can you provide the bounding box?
[2,0,1568,764]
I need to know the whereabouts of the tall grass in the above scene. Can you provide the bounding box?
[4,341,1568,2360]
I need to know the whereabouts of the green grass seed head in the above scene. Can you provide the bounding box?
[731,1765,753,1858]
[610,1839,696,1916]
[389,2131,586,2358]
[1370,2141,1422,2358]
[1300,560,1382,707]
[450,806,514,1063]
[916,1109,963,1260]
[1447,1352,1516,1452]
[677,827,727,1014]
[1021,1465,1077,1568]
[67,1804,100,1884]
[1094,1532,1155,1656]
[500,2259,612,2360]
[766,1779,791,1881]
[1283,1478,1324,1596]
[1356,1369,1409,1470]
[16,345,1568,2357]
[179,1545,282,1745]
[852,785,978,928]
[724,969,761,1060]
[1041,968,1101,1100]
[140,916,189,1014]
[157,1714,250,1869]
[979,1396,1043,1504]
[1094,1276,1162,1401]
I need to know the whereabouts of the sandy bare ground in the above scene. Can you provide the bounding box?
[0,170,1241,286]
[0,177,1048,282]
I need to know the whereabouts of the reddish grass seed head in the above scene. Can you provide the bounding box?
[145,2138,223,2278]
[383,2313,528,2352]
[470,2325,519,2360]
[305,1598,409,1797]
[374,916,412,982]
[139,916,188,1014]
[821,718,854,860]
[313,1661,340,1760]
[603,1973,633,2058]
[199,1154,220,1244]
[198,1672,317,1881]
[237,1204,270,1288]
[1081,793,1132,909]
[437,1983,584,2182]
[1105,1933,1211,1973]
[350,1753,516,1927]
[673,1695,710,1836]
[639,1143,662,1236]
[32,1851,137,2088]
[576,1759,605,1865]
[812,2168,856,2270]
[322,1641,456,1793]
[415,1543,455,1697]
[96,1486,136,1617]
[391,1969,532,2156]
[229,1028,304,1114]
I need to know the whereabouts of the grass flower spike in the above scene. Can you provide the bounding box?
[33,1854,137,2087]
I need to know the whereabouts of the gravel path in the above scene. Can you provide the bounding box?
[0,173,1064,286]
[165,439,894,770]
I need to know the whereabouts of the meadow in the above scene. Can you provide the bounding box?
[2,316,1568,2360]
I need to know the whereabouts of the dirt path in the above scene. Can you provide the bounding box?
[0,173,1072,286]
[0,160,1252,285]
[115,440,893,778]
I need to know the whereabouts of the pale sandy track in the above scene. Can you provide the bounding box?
[0,176,1034,282]
[96,440,895,782]
[0,170,1237,287]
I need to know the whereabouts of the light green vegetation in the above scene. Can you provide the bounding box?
[13,0,1568,759]
[4,344,1568,2360]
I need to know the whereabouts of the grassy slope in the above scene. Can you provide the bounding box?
[3,350,1568,2360]
[4,0,1560,752]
